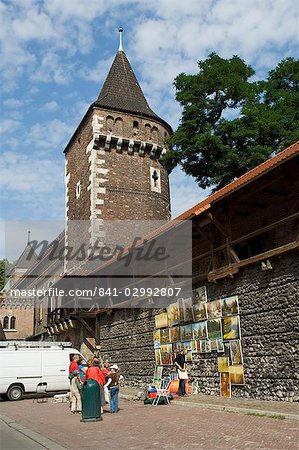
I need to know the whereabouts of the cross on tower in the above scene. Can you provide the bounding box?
[152,170,159,187]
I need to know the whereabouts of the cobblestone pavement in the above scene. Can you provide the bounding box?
[0,398,298,450]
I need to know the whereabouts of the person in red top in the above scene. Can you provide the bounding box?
[69,354,79,375]
[84,359,106,413]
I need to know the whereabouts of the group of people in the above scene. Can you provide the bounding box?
[69,354,121,415]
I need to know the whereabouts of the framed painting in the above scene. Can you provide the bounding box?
[193,302,207,322]
[218,356,229,373]
[181,324,193,341]
[207,318,222,340]
[161,351,173,366]
[154,349,162,365]
[170,326,181,343]
[205,340,211,352]
[192,286,207,304]
[222,316,240,340]
[153,365,163,387]
[185,350,193,362]
[153,330,161,349]
[206,299,222,319]
[221,296,239,317]
[182,297,194,322]
[181,341,192,351]
[217,339,224,353]
[210,339,218,351]
[160,328,171,344]
[229,365,245,385]
[190,340,198,353]
[173,342,182,353]
[220,372,231,398]
[155,312,169,329]
[230,340,243,364]
[200,339,206,353]
[167,302,180,326]
[192,321,207,339]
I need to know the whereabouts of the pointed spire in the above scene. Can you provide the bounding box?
[27,230,31,244]
[118,27,123,52]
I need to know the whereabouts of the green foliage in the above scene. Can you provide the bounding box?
[0,259,13,291]
[168,54,299,189]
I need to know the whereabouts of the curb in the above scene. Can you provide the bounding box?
[171,400,299,421]
[120,393,298,421]
[0,414,66,450]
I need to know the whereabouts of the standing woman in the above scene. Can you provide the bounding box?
[174,350,187,396]
[105,364,120,413]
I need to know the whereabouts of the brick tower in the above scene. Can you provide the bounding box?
[64,29,172,250]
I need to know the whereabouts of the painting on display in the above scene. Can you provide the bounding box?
[181,341,193,351]
[220,372,231,398]
[217,339,224,353]
[205,340,211,352]
[207,318,222,340]
[229,365,245,385]
[221,296,239,316]
[160,344,173,366]
[182,297,194,322]
[206,299,222,319]
[153,366,163,387]
[170,326,181,343]
[181,324,193,341]
[153,330,161,349]
[230,340,243,364]
[190,340,197,353]
[192,286,207,304]
[186,351,193,362]
[218,357,229,373]
[192,321,207,339]
[155,349,162,365]
[155,312,169,329]
[173,342,182,353]
[193,302,207,322]
[222,316,240,340]
[195,340,202,352]
[167,302,180,326]
[160,328,171,344]
[210,339,218,351]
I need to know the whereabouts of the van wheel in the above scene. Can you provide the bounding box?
[7,385,24,401]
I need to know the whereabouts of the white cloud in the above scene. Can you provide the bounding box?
[0,119,22,134]
[44,100,59,112]
[24,119,74,150]
[3,99,23,108]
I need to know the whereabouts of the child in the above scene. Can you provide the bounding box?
[70,370,82,414]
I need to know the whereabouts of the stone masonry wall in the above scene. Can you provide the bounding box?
[98,251,298,401]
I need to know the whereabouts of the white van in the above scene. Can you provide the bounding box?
[0,341,85,400]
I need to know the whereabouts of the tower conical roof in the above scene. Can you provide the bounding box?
[94,51,172,132]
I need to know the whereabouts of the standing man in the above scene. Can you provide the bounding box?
[84,359,106,413]
[69,354,79,377]
[105,364,120,413]
[174,350,187,396]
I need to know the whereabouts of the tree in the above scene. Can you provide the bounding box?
[0,259,13,291]
[166,54,299,189]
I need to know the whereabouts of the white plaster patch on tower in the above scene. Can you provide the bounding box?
[150,166,161,193]
[88,114,109,248]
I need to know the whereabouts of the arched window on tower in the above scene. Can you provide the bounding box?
[114,117,123,135]
[3,316,9,329]
[106,115,114,133]
[151,126,159,143]
[10,316,16,329]
[145,123,151,140]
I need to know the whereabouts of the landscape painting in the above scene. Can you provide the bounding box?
[206,299,222,319]
[155,349,162,365]
[193,302,207,321]
[182,297,194,322]
[181,324,193,341]
[207,318,222,340]
[192,286,207,304]
[155,312,169,329]
[160,328,171,344]
[210,339,218,351]
[153,365,163,387]
[222,296,239,316]
[218,356,229,372]
[186,351,193,362]
[170,326,181,343]
[222,316,240,340]
[220,372,231,398]
[230,340,243,364]
[153,330,160,348]
[192,321,207,339]
[167,302,180,326]
[229,365,245,385]
[173,342,182,353]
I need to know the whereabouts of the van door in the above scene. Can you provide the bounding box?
[41,350,69,391]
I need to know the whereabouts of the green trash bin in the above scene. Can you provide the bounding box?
[81,379,102,422]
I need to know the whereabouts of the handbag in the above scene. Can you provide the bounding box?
[178,369,188,380]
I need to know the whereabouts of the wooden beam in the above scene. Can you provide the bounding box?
[208,240,299,281]
[74,316,97,339]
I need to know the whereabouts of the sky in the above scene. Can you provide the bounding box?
[0,0,298,258]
